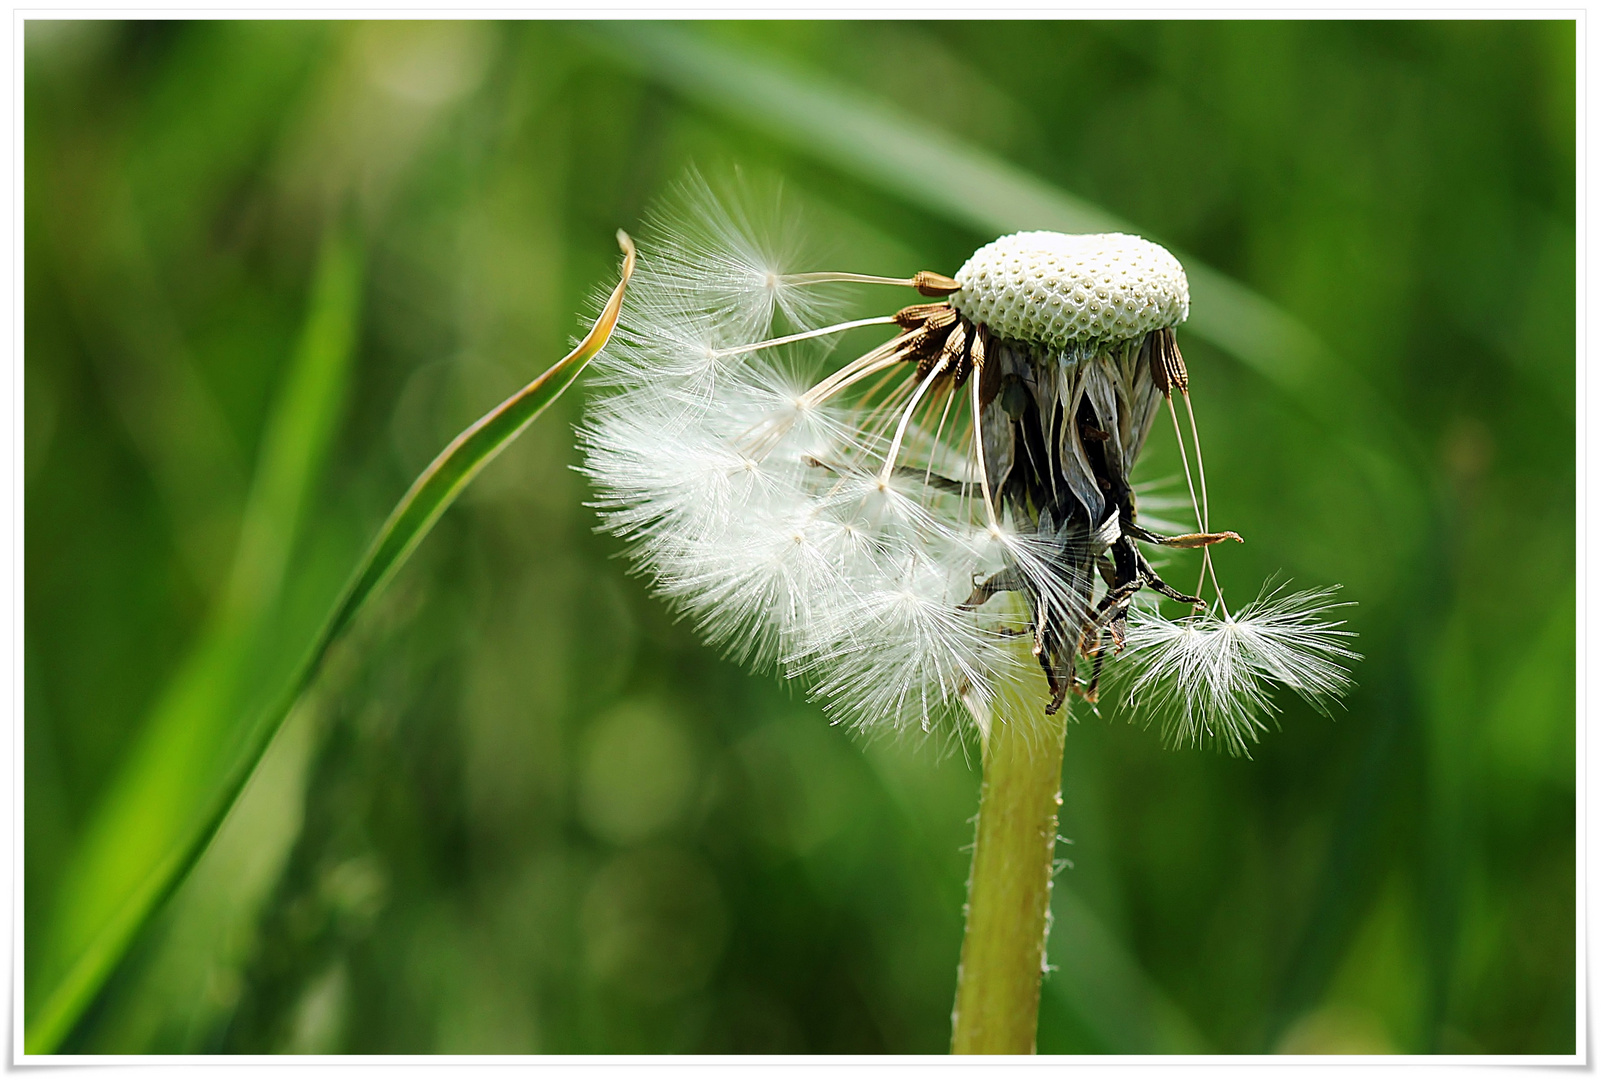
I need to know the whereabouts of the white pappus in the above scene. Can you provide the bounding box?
[578,178,1357,753]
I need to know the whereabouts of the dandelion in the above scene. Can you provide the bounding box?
[579,176,1357,1053]
[582,181,1349,738]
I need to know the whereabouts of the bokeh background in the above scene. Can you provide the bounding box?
[25,20,1575,1054]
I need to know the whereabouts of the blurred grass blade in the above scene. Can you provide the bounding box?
[28,226,365,1053]
[1048,886,1210,1053]
[590,23,1422,485]
[27,229,633,1055]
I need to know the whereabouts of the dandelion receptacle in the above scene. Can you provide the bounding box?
[581,178,1357,1054]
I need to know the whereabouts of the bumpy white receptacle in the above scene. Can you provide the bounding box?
[951,231,1189,349]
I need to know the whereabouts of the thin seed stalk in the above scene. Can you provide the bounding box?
[951,699,1069,1054]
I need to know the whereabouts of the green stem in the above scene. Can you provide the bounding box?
[951,703,1070,1055]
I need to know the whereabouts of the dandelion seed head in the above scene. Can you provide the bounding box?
[953,231,1189,348]
[581,178,1352,744]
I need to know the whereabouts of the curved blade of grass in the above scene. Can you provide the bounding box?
[298,230,631,672]
[26,231,636,1055]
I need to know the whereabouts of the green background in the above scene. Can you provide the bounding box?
[25,20,1575,1054]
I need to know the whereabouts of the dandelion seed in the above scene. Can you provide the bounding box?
[580,179,1356,744]
[1117,585,1360,754]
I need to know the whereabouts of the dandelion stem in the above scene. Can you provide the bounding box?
[952,682,1069,1054]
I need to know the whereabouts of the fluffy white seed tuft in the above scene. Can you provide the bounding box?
[1117,586,1359,755]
